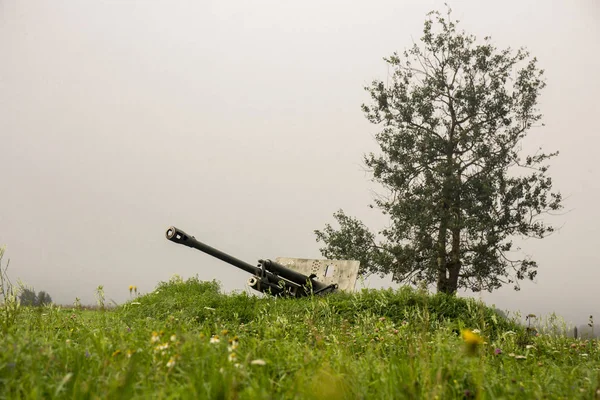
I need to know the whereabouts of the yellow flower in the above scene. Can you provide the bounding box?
[461,329,484,345]
[129,285,133,292]
[461,329,484,355]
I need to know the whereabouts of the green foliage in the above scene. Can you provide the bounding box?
[0,277,596,399]
[18,288,53,307]
[18,288,37,306]
[119,276,261,327]
[121,276,519,341]
[0,246,22,334]
[37,291,52,306]
[95,285,106,310]
[315,6,562,295]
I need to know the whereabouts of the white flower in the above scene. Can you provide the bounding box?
[210,335,220,344]
[581,353,589,357]
[250,359,266,366]
[166,357,176,368]
[154,343,169,353]
[170,335,177,342]
[228,353,237,362]
[472,329,481,334]
[228,339,239,352]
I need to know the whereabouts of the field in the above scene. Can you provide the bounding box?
[0,276,598,399]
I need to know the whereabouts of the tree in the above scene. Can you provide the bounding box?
[19,288,37,306]
[36,291,52,306]
[18,288,53,306]
[315,6,562,295]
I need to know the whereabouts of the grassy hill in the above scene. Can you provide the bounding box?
[0,276,597,399]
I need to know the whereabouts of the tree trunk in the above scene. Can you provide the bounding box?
[446,169,462,294]
[436,199,450,293]
[446,226,461,294]
[436,224,448,293]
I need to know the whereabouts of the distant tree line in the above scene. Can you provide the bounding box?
[19,288,52,307]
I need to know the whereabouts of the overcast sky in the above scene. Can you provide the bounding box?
[1,0,598,326]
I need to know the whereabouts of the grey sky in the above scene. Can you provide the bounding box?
[1,1,598,326]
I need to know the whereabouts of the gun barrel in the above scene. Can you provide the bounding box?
[165,226,258,275]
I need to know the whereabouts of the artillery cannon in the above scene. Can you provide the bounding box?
[165,226,359,298]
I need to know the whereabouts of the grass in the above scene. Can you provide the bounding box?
[1,275,599,399]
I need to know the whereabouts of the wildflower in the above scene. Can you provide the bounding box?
[472,329,481,334]
[129,285,133,293]
[228,352,237,362]
[65,339,71,345]
[166,357,176,368]
[228,337,239,352]
[170,334,177,342]
[156,343,169,351]
[250,359,266,366]
[461,329,484,355]
[127,349,135,358]
[151,331,160,343]
[221,329,229,336]
[581,353,589,357]
[494,348,502,355]
[210,335,220,344]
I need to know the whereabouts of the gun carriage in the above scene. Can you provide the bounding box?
[165,226,359,298]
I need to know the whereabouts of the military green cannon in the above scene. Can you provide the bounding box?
[166,226,361,297]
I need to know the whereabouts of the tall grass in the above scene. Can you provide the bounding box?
[0,275,598,399]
